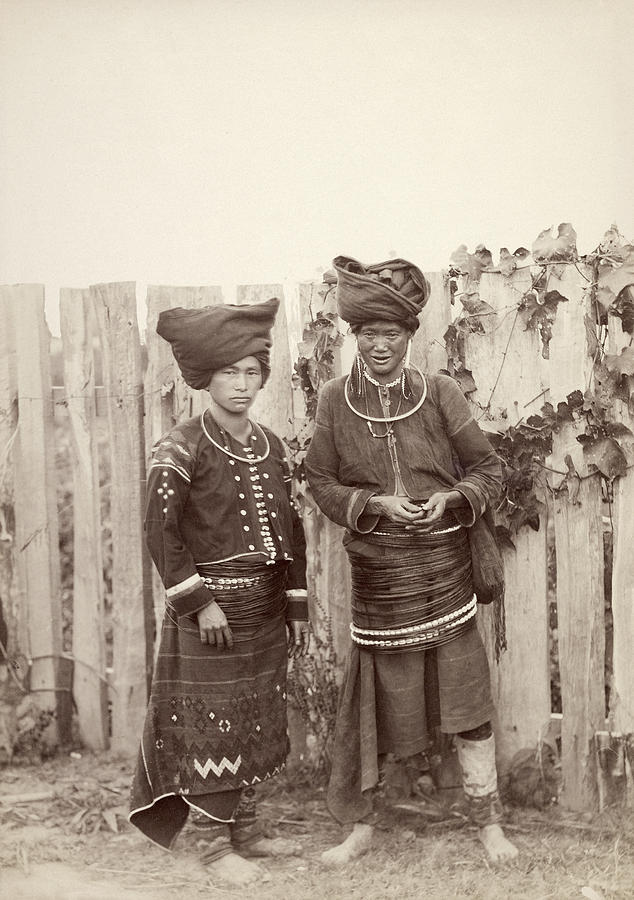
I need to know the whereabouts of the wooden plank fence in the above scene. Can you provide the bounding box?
[0,262,632,813]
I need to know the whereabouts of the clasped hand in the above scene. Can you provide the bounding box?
[372,492,450,531]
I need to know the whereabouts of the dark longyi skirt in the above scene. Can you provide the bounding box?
[326,623,494,824]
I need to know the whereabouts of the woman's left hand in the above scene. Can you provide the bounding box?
[288,620,311,658]
[405,491,450,531]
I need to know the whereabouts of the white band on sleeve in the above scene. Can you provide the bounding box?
[166,573,203,599]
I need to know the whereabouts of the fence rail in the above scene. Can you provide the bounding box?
[0,267,632,813]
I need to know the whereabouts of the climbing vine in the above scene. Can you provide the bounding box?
[446,223,634,539]
[286,308,344,487]
[288,225,634,544]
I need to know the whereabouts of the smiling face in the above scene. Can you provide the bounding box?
[207,356,263,415]
[355,320,412,383]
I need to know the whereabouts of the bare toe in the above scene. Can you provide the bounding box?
[479,824,519,863]
[205,852,264,885]
[321,824,373,867]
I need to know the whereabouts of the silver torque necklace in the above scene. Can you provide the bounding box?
[201,411,270,463]
[344,365,428,424]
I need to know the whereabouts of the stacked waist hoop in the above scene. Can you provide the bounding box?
[348,512,475,651]
[129,561,291,849]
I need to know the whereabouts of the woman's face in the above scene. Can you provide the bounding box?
[356,320,411,382]
[208,356,263,414]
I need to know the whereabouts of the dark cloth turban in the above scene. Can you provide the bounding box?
[157,297,279,390]
[332,256,430,332]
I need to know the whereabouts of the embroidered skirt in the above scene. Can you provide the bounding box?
[129,564,290,849]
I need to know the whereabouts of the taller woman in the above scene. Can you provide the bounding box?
[305,257,517,867]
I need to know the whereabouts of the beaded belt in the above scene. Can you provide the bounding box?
[200,574,264,592]
[350,594,477,650]
[360,510,464,549]
[196,562,287,628]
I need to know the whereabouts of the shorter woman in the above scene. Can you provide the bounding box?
[129,298,310,886]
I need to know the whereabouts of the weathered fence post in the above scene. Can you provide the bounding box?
[461,269,551,769]
[144,285,223,650]
[60,288,108,750]
[551,457,605,811]
[548,263,604,812]
[411,271,454,375]
[606,315,634,802]
[12,286,68,741]
[92,282,152,754]
[295,281,352,662]
[0,290,20,669]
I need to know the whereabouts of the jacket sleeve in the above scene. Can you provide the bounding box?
[304,381,379,533]
[144,436,212,619]
[435,375,502,527]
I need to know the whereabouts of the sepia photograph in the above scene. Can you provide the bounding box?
[1,1,633,897]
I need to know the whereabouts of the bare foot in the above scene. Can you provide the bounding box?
[240,836,302,858]
[321,823,373,867]
[205,851,263,885]
[479,824,518,863]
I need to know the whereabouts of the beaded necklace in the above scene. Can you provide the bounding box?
[362,367,403,390]
[201,410,270,463]
[344,364,428,425]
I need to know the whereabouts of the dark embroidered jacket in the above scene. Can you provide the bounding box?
[145,410,307,620]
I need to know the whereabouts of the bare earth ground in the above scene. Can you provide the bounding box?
[0,752,632,900]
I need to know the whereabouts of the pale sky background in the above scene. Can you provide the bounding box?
[1,0,633,335]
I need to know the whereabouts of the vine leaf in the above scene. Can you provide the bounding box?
[540,400,574,431]
[459,295,497,333]
[561,454,581,504]
[532,223,578,263]
[595,225,634,264]
[442,322,477,394]
[604,346,634,377]
[578,434,628,481]
[610,285,634,334]
[498,248,517,277]
[449,244,493,281]
[595,254,634,313]
[519,289,568,358]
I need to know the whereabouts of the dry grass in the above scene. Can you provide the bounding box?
[0,753,632,900]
